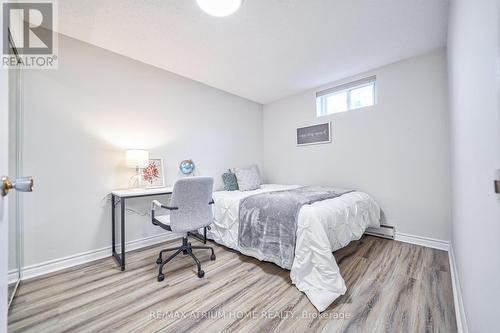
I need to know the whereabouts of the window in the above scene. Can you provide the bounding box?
[316,76,376,117]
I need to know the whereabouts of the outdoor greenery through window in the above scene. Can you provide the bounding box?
[316,76,376,116]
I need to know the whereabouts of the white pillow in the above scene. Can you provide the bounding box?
[234,165,261,191]
[254,165,263,184]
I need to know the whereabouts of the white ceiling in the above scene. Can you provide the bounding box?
[57,0,449,104]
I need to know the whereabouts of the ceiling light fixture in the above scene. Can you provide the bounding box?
[196,0,243,17]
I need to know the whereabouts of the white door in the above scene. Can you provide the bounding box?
[1,3,9,329]
[0,188,7,333]
[0,36,9,333]
[0,6,8,332]
[0,33,32,333]
[0,187,6,331]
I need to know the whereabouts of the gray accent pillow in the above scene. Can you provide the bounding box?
[222,171,239,191]
[234,165,261,191]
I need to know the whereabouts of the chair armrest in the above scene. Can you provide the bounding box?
[151,200,178,211]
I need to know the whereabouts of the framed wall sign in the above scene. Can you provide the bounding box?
[296,122,331,146]
[142,158,165,188]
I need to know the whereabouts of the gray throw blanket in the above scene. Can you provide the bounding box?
[238,186,352,269]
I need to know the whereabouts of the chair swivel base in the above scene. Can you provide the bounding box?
[156,236,215,282]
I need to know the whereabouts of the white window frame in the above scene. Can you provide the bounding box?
[316,76,377,117]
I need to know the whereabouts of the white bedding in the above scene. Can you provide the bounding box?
[206,184,381,312]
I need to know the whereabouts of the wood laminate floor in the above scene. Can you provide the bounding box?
[8,236,457,333]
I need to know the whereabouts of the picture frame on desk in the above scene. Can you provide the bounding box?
[142,158,165,188]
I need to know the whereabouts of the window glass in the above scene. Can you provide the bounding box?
[349,83,374,109]
[316,77,376,117]
[326,91,348,114]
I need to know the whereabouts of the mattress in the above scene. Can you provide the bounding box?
[206,184,381,312]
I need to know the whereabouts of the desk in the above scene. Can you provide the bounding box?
[111,187,173,271]
[111,187,209,270]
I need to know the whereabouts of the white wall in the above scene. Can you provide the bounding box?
[447,0,500,331]
[21,34,263,267]
[263,49,451,241]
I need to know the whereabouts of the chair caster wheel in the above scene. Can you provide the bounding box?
[210,254,216,261]
[156,258,162,265]
[197,270,205,278]
[157,274,165,282]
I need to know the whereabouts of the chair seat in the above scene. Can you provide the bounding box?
[154,215,171,225]
[153,214,172,231]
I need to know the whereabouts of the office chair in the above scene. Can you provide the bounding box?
[151,176,216,282]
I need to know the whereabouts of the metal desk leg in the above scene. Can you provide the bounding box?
[111,194,115,253]
[120,198,125,271]
[112,195,126,271]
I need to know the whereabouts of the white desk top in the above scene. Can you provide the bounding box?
[111,186,174,198]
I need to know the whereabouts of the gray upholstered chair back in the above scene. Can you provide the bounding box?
[168,177,214,233]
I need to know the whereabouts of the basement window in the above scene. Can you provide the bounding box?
[316,76,376,117]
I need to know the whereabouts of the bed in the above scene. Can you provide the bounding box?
[206,184,381,312]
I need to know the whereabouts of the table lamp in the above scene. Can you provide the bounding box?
[126,149,149,188]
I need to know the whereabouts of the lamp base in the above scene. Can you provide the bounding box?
[128,170,143,188]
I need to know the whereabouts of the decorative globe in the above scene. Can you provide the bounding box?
[179,159,195,175]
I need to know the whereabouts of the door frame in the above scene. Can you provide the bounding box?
[6,27,22,311]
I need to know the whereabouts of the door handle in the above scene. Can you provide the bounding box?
[495,180,500,194]
[1,176,34,197]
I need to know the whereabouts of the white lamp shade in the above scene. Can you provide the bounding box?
[196,0,242,17]
[126,150,149,168]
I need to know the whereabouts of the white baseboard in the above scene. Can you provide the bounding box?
[448,246,469,333]
[395,232,450,251]
[8,232,181,283]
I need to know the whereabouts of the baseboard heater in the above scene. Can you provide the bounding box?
[364,224,395,240]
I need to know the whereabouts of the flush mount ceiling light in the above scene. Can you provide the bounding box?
[196,0,243,17]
